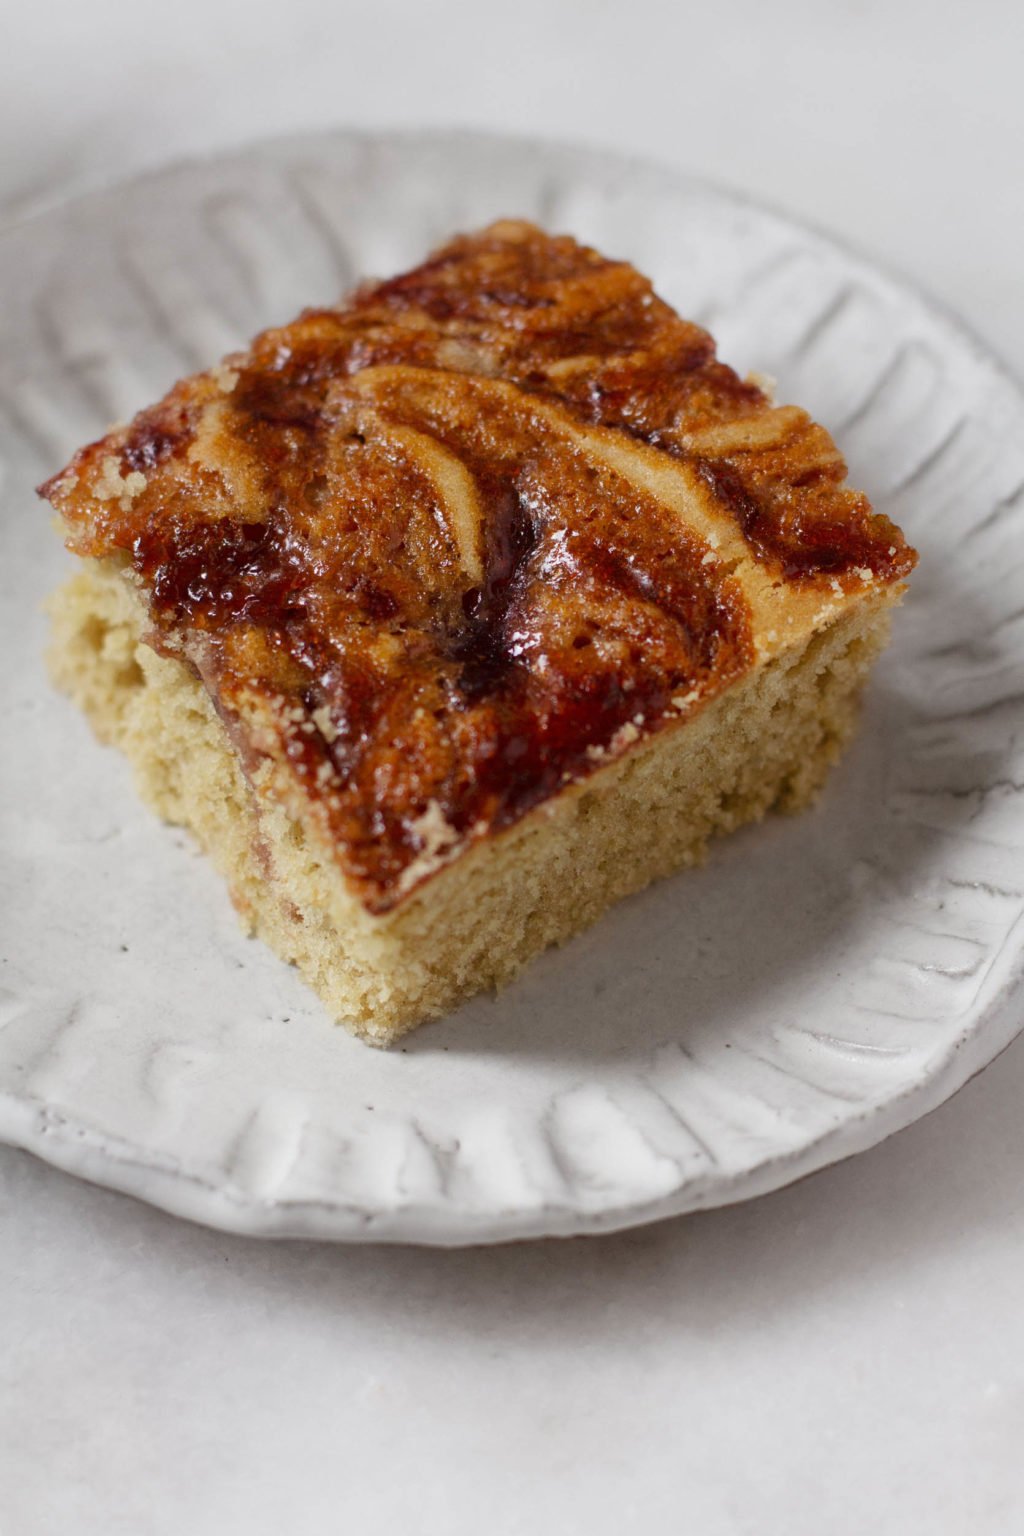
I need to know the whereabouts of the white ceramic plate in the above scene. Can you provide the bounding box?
[2,128,1023,1245]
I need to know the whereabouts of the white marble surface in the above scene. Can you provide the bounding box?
[2,1,1023,1530]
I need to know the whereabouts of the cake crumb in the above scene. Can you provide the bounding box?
[394,802,461,896]
[610,721,640,752]
[410,801,459,858]
[312,705,338,743]
[746,370,777,401]
[212,361,240,393]
[94,455,147,513]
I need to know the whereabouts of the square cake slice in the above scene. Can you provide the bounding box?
[40,220,916,1045]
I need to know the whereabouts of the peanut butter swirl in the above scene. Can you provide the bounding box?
[41,221,915,910]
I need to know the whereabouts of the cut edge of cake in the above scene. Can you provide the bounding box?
[48,554,900,1046]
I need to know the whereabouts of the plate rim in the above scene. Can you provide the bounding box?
[4,121,1022,403]
[3,122,1024,1245]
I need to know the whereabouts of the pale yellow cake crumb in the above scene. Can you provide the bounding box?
[94,455,147,513]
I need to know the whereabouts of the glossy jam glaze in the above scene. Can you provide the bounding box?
[41,222,915,909]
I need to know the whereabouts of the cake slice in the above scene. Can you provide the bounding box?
[40,220,916,1045]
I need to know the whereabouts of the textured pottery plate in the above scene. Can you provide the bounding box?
[2,129,1023,1245]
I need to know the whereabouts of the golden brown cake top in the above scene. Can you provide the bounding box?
[41,220,916,912]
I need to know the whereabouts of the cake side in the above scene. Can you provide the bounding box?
[49,557,899,1045]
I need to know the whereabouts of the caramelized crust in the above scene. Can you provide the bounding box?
[40,221,915,912]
